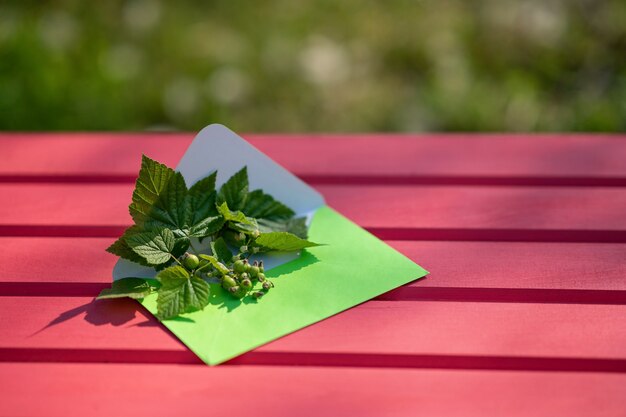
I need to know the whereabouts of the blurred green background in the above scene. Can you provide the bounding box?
[1,0,625,132]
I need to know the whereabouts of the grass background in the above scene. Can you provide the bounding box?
[1,0,624,132]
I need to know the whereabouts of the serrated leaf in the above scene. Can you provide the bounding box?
[198,254,230,274]
[257,217,308,239]
[217,167,248,211]
[255,232,321,251]
[189,172,218,224]
[127,228,177,265]
[106,225,151,266]
[189,171,217,196]
[243,189,295,220]
[96,278,154,300]
[211,237,232,264]
[129,155,177,225]
[156,266,210,319]
[188,215,225,238]
[153,171,191,228]
[217,202,257,225]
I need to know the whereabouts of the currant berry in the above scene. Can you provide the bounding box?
[252,291,264,298]
[262,281,272,290]
[181,253,200,269]
[233,259,246,274]
[221,275,237,289]
[240,278,252,290]
[249,266,260,279]
[258,260,264,273]
[257,273,266,282]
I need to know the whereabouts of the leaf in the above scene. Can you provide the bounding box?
[127,228,177,265]
[198,254,230,275]
[188,172,218,225]
[217,167,248,211]
[189,171,217,196]
[217,202,256,225]
[243,189,295,220]
[128,155,177,225]
[106,225,151,266]
[156,266,210,319]
[128,155,192,236]
[153,171,191,229]
[96,278,154,300]
[211,237,232,264]
[255,232,321,251]
[258,217,308,239]
[188,215,224,238]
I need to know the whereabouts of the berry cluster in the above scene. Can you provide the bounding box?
[227,259,273,298]
[180,252,274,300]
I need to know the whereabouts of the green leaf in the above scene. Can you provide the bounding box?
[156,266,210,319]
[188,172,218,225]
[153,171,191,228]
[106,225,151,266]
[127,228,177,265]
[189,171,217,196]
[211,237,232,264]
[188,215,224,238]
[258,217,308,239]
[128,155,177,225]
[96,278,154,300]
[255,232,321,251]
[217,167,248,211]
[243,189,295,220]
[217,202,257,226]
[198,254,230,274]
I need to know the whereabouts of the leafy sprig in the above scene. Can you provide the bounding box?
[98,155,321,319]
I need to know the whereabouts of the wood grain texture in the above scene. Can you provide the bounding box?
[1,184,625,236]
[1,363,625,417]
[1,238,625,305]
[1,133,625,184]
[1,297,625,368]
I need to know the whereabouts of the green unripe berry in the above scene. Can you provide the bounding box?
[240,278,252,290]
[233,259,246,274]
[258,261,264,273]
[249,266,260,278]
[262,281,272,290]
[257,273,266,282]
[181,253,200,269]
[229,286,246,298]
[242,259,251,273]
[222,275,237,289]
[239,272,249,281]
[252,291,264,298]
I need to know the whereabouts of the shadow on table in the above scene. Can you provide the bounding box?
[32,297,147,336]
[34,251,321,335]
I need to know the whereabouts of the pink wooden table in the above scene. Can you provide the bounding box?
[1,133,625,416]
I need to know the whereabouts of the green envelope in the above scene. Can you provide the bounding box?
[112,124,428,365]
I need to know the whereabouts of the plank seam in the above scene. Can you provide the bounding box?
[1,225,625,243]
[2,174,626,187]
[1,348,624,373]
[1,283,625,305]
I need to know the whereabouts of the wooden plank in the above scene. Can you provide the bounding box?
[1,297,624,368]
[2,238,626,305]
[1,133,625,184]
[1,184,625,235]
[2,363,625,417]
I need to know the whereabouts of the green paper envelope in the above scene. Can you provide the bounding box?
[112,124,428,365]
